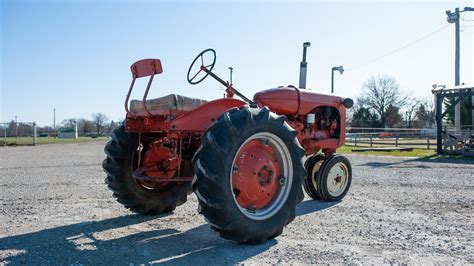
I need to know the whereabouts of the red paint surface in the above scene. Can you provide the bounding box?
[253,87,345,115]
[143,140,179,179]
[170,98,246,132]
[131,59,163,78]
[232,139,281,210]
[254,86,348,153]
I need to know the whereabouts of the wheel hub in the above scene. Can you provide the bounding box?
[232,139,281,210]
[327,162,349,197]
[257,165,274,186]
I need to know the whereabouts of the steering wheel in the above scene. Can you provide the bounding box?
[187,48,216,85]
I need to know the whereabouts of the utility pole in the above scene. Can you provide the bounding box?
[446,6,474,132]
[53,108,57,138]
[15,115,18,138]
[467,7,474,129]
[454,7,461,133]
[299,42,311,89]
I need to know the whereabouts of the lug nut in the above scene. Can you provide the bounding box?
[247,205,256,213]
[279,177,286,185]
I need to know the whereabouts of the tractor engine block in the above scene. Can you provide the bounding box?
[287,106,340,154]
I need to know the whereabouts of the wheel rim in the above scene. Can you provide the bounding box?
[230,132,293,220]
[310,158,324,192]
[326,161,349,197]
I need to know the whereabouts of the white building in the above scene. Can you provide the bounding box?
[58,124,78,139]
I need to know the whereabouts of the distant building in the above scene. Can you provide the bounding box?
[58,125,78,139]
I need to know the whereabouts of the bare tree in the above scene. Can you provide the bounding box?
[77,118,95,136]
[414,103,435,128]
[359,75,406,127]
[37,126,55,135]
[404,97,421,128]
[92,113,109,135]
[6,120,15,137]
[17,123,33,137]
[61,118,76,128]
[108,120,119,134]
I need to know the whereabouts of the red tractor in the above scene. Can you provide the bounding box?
[103,48,353,244]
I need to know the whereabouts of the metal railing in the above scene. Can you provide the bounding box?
[346,127,436,150]
[1,122,37,146]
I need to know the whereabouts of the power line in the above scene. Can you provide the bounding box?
[345,24,452,71]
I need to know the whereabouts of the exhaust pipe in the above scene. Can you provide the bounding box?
[298,42,311,89]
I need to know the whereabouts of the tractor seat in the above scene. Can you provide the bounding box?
[130,94,208,114]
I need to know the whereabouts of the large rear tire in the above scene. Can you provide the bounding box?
[192,106,305,244]
[102,125,190,215]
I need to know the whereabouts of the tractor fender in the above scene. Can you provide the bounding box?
[170,98,246,132]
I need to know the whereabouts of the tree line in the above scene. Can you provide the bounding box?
[349,75,436,129]
[1,113,117,137]
[60,113,114,136]
[3,76,462,137]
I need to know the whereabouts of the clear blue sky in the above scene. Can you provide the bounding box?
[1,0,473,126]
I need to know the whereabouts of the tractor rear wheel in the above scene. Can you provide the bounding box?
[103,125,190,215]
[316,154,352,201]
[192,106,305,244]
[303,154,325,200]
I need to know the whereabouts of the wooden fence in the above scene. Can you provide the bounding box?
[345,128,436,150]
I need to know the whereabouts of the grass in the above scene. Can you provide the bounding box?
[337,145,435,157]
[0,136,108,145]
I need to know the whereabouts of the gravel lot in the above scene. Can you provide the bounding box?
[0,141,473,264]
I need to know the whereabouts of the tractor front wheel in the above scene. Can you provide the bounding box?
[192,106,305,244]
[303,154,325,200]
[316,154,352,201]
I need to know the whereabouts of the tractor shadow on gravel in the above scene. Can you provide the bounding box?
[296,199,340,217]
[359,155,474,169]
[0,213,277,264]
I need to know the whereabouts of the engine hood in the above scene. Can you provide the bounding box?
[253,86,351,115]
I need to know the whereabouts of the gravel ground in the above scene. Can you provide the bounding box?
[0,141,473,264]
